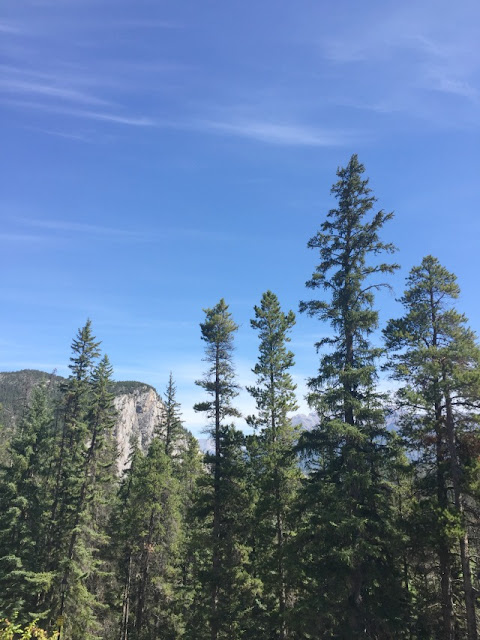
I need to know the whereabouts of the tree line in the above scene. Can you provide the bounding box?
[1,154,479,639]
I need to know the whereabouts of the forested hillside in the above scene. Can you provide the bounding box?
[1,156,480,639]
[0,371,167,472]
[0,370,156,433]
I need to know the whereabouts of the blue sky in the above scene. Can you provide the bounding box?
[2,0,480,434]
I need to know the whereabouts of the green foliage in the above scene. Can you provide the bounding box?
[297,155,406,638]
[194,298,240,423]
[0,321,119,640]
[0,371,61,467]
[0,371,150,466]
[246,291,301,638]
[2,159,480,639]
[385,255,480,638]
[0,384,56,624]
[113,436,183,640]
[159,373,185,459]
[192,299,260,640]
[0,616,59,640]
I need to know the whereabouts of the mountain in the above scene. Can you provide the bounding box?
[0,369,165,471]
[291,412,319,430]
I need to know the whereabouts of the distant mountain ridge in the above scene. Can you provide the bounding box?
[291,412,319,430]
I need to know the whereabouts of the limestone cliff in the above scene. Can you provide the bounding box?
[114,385,165,471]
[0,370,165,472]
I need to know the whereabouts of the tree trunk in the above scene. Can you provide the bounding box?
[443,382,477,640]
[211,348,221,640]
[435,397,454,640]
[430,288,455,639]
[135,508,155,635]
[119,553,132,640]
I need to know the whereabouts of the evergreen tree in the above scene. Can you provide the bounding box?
[0,384,56,624]
[385,256,480,639]
[174,433,205,629]
[192,299,258,640]
[159,373,184,459]
[246,291,300,639]
[297,155,406,637]
[49,322,102,639]
[42,321,118,639]
[114,437,144,640]
[113,436,182,640]
[82,355,119,635]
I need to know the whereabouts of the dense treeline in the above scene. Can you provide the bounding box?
[1,155,479,639]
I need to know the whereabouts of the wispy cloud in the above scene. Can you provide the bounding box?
[16,218,153,239]
[195,118,354,147]
[423,68,479,101]
[11,105,356,145]
[1,98,155,126]
[320,3,480,116]
[14,217,240,243]
[26,127,93,142]
[0,63,154,126]
[81,110,155,126]
[0,78,110,106]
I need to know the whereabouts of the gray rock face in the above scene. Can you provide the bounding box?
[113,386,165,471]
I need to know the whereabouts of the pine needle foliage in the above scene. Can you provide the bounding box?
[296,155,406,638]
[192,299,259,640]
[246,291,300,639]
[385,256,480,639]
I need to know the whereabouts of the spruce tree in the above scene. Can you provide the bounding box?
[160,373,184,459]
[174,432,205,629]
[113,436,182,640]
[246,291,300,639]
[192,299,258,640]
[297,155,406,637]
[46,321,118,639]
[0,384,56,624]
[385,256,480,639]
[114,437,144,640]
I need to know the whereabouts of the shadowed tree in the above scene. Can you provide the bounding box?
[385,255,480,640]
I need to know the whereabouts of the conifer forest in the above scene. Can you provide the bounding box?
[2,155,480,640]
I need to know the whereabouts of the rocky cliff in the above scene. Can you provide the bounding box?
[0,370,165,472]
[113,385,164,471]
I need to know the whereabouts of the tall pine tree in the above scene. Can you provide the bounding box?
[113,435,182,640]
[385,255,480,639]
[192,299,258,640]
[297,154,406,637]
[246,291,300,639]
[47,321,118,639]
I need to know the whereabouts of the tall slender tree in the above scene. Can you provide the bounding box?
[385,255,480,640]
[45,322,120,639]
[159,373,184,459]
[246,291,300,639]
[193,299,257,640]
[297,155,406,637]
